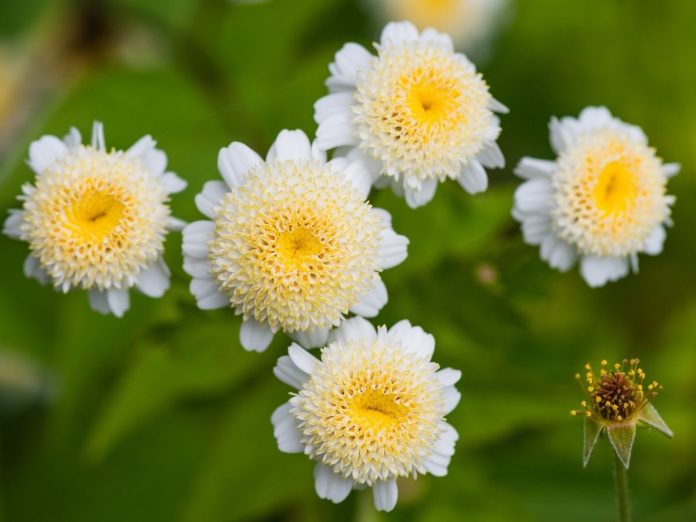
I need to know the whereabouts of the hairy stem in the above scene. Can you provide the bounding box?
[614,452,631,522]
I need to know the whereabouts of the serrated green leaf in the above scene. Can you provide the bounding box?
[607,423,637,469]
[582,417,603,468]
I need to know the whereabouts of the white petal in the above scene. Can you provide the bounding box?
[458,160,488,194]
[183,256,212,278]
[267,129,312,162]
[28,136,68,174]
[273,355,310,389]
[489,98,509,114]
[161,173,187,194]
[218,142,263,189]
[3,210,24,239]
[314,92,354,123]
[126,135,156,159]
[167,217,187,231]
[404,179,437,208]
[372,479,398,512]
[436,368,462,387]
[477,141,505,169]
[91,121,106,151]
[643,225,666,255]
[580,256,630,288]
[182,220,214,258]
[23,256,49,285]
[442,386,461,415]
[540,235,577,271]
[514,177,553,214]
[380,21,419,46]
[190,277,228,309]
[195,180,228,218]
[419,27,453,51]
[386,320,435,360]
[663,163,680,178]
[316,112,358,150]
[326,43,372,90]
[349,277,387,318]
[377,227,408,269]
[288,343,319,374]
[239,318,274,352]
[290,327,330,349]
[329,317,376,345]
[515,157,555,180]
[314,464,353,504]
[342,159,372,199]
[106,288,130,318]
[271,403,303,453]
[140,148,167,176]
[137,257,170,298]
[517,212,552,245]
[88,289,110,315]
[549,116,582,154]
[63,127,82,148]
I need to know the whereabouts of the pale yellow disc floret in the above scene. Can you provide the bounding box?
[551,129,670,257]
[208,160,381,333]
[291,336,447,485]
[353,41,496,188]
[20,146,170,290]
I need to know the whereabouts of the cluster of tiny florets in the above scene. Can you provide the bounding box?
[571,359,660,422]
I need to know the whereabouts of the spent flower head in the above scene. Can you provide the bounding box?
[2,122,187,317]
[271,317,461,512]
[572,358,672,468]
[314,21,507,208]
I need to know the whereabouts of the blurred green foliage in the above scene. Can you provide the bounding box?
[1,0,696,520]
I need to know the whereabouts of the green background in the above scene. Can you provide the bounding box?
[1,0,694,520]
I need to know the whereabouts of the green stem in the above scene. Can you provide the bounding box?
[613,452,631,522]
[355,489,379,522]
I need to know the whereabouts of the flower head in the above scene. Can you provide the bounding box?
[182,130,408,352]
[514,107,678,287]
[373,0,509,52]
[2,122,187,317]
[271,317,460,511]
[314,21,507,208]
[572,359,672,468]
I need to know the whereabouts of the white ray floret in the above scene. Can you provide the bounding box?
[271,317,461,512]
[182,129,409,353]
[2,122,187,317]
[314,20,507,208]
[513,106,678,287]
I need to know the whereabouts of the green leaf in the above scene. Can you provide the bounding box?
[582,417,603,468]
[607,423,637,469]
[638,402,674,439]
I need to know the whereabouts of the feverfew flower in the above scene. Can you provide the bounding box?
[572,359,672,468]
[271,317,461,511]
[314,21,507,208]
[2,122,187,317]
[182,129,408,352]
[374,0,508,52]
[513,107,678,287]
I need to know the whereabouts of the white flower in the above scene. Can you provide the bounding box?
[513,107,678,287]
[314,20,507,209]
[2,122,187,317]
[182,129,409,352]
[373,0,509,52]
[271,317,460,512]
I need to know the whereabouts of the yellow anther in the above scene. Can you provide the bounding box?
[601,360,608,366]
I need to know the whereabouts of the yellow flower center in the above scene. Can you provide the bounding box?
[20,146,170,290]
[350,390,410,433]
[208,159,382,332]
[404,69,462,131]
[593,161,638,215]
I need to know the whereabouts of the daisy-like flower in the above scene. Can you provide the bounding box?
[571,359,672,468]
[513,107,679,287]
[373,0,508,52]
[182,129,408,352]
[2,122,187,317]
[314,20,507,209]
[271,317,461,511]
